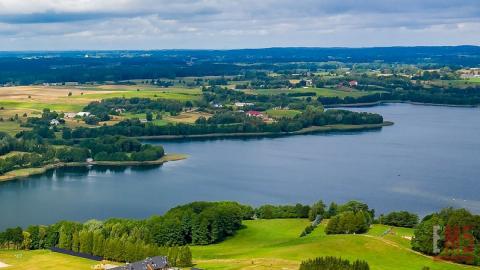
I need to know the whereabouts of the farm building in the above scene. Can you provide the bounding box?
[349,80,358,87]
[234,102,254,107]
[110,256,169,270]
[50,119,60,126]
[246,110,263,117]
[64,112,77,119]
[76,112,91,117]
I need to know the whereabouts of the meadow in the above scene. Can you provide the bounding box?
[0,249,99,270]
[191,219,479,270]
[1,219,478,270]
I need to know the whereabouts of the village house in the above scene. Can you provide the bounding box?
[64,112,77,119]
[76,112,91,117]
[349,80,358,87]
[305,79,313,87]
[50,119,60,126]
[234,102,254,107]
[111,256,169,270]
[246,110,263,117]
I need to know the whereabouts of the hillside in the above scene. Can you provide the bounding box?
[192,219,479,270]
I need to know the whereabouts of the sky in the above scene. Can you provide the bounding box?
[0,0,479,50]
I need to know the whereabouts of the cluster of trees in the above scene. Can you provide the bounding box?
[84,97,185,119]
[0,201,254,265]
[299,256,370,270]
[378,211,419,228]
[324,201,374,235]
[79,135,164,162]
[255,204,310,219]
[0,130,166,176]
[411,208,480,265]
[66,108,383,139]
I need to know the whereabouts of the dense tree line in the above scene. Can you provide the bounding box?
[318,87,480,106]
[0,131,165,176]
[299,256,370,270]
[255,204,310,219]
[67,108,383,139]
[0,202,254,265]
[378,211,419,228]
[411,208,480,265]
[84,97,185,120]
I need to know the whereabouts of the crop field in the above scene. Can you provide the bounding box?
[191,219,479,270]
[0,85,201,113]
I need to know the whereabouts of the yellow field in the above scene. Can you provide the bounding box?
[0,85,201,113]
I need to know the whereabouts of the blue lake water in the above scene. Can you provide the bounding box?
[0,103,479,229]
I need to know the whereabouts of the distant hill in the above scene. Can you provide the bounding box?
[0,46,478,84]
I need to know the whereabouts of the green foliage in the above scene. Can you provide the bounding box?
[412,208,480,266]
[378,211,419,228]
[299,256,370,270]
[255,204,310,219]
[325,211,370,235]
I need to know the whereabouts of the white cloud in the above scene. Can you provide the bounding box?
[0,0,478,49]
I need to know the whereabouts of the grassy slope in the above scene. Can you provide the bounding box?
[192,219,479,270]
[0,250,98,270]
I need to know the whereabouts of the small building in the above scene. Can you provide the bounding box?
[76,112,91,117]
[234,102,254,107]
[305,79,313,87]
[50,119,60,126]
[64,112,77,119]
[349,80,358,87]
[111,256,169,270]
[246,110,263,117]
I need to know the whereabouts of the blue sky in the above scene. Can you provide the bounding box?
[0,0,479,50]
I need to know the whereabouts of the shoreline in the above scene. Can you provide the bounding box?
[137,122,393,141]
[325,100,479,108]
[0,154,187,183]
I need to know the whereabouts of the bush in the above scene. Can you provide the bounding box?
[325,211,370,235]
[299,256,370,270]
[378,211,419,228]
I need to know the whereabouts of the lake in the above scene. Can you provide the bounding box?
[0,103,479,229]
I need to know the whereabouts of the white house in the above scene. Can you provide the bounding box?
[50,119,60,126]
[234,102,254,107]
[64,112,77,119]
[76,112,91,117]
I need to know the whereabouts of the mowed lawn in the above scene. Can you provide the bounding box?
[0,250,98,270]
[266,109,301,119]
[192,219,479,270]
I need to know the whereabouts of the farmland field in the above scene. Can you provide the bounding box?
[0,85,201,113]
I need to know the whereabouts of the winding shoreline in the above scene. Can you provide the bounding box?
[0,154,188,183]
[137,122,393,141]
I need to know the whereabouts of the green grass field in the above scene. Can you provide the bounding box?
[266,109,302,119]
[247,88,380,98]
[0,250,99,270]
[192,219,479,270]
[1,219,478,270]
